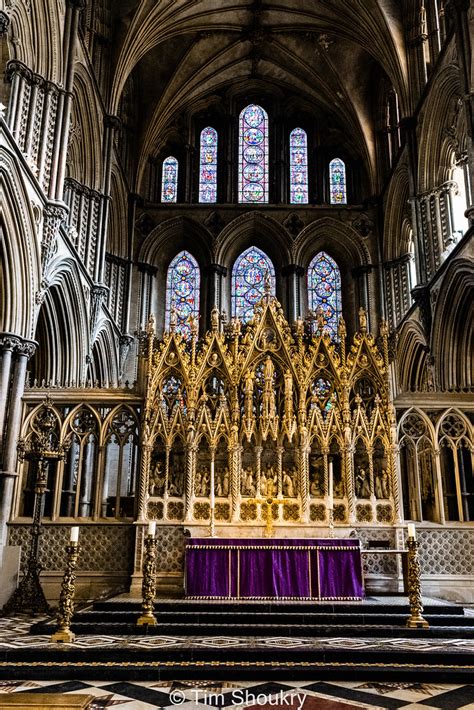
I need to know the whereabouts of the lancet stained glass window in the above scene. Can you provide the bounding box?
[329,158,347,204]
[232,246,275,322]
[165,251,200,338]
[308,251,342,338]
[290,128,308,204]
[199,127,218,203]
[238,104,268,203]
[161,156,178,203]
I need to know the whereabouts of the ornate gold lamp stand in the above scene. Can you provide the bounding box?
[50,533,80,643]
[406,529,429,629]
[137,525,158,626]
[2,397,69,616]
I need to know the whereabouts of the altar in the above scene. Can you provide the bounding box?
[185,538,364,600]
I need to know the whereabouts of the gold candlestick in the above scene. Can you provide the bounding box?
[137,533,158,626]
[50,542,80,643]
[406,536,429,628]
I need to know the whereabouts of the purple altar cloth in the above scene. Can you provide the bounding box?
[185,538,364,600]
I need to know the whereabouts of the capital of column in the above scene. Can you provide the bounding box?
[0,334,37,358]
[16,340,37,359]
[0,333,22,352]
[0,11,10,36]
[205,263,227,277]
[103,114,122,132]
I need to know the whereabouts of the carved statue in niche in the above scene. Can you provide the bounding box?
[241,468,256,497]
[282,468,297,498]
[260,463,277,496]
[356,467,371,498]
[149,459,165,496]
[195,466,210,496]
[375,469,390,499]
[309,455,323,496]
[168,465,184,496]
[217,467,230,496]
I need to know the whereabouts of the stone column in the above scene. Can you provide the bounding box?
[52,0,85,200]
[282,264,304,322]
[205,264,227,325]
[0,339,36,544]
[0,335,19,458]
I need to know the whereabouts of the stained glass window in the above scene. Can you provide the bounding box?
[199,127,218,203]
[289,128,308,204]
[238,104,268,203]
[165,251,200,338]
[308,251,342,338]
[329,158,346,204]
[232,246,275,322]
[161,156,178,203]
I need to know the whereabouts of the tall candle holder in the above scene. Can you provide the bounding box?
[50,536,80,643]
[137,529,158,626]
[2,397,69,616]
[406,535,429,629]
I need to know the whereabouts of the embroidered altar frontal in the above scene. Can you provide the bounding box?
[185,538,364,600]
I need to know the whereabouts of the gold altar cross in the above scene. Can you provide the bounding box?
[247,481,294,537]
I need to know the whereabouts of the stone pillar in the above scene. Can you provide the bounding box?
[282,264,304,322]
[95,115,121,284]
[205,264,227,325]
[0,335,18,458]
[0,338,36,545]
[52,0,85,200]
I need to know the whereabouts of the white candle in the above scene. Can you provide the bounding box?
[407,523,416,540]
[328,459,334,509]
[148,521,156,537]
[70,526,79,543]
[210,459,215,508]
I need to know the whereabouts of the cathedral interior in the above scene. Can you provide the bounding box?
[0,0,474,650]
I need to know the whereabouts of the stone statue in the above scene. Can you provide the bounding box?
[282,470,295,498]
[149,460,165,496]
[168,466,183,496]
[375,469,390,498]
[356,467,370,498]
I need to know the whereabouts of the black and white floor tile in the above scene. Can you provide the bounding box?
[0,678,473,710]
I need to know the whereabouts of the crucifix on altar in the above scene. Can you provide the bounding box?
[247,479,293,537]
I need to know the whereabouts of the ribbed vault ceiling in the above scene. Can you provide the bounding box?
[107,0,408,191]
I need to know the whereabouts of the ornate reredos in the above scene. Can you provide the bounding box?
[139,295,400,527]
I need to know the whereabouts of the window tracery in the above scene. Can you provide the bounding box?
[307,252,342,338]
[165,251,200,338]
[199,127,218,203]
[329,158,347,204]
[232,246,275,322]
[161,156,178,203]
[289,128,308,204]
[238,104,269,203]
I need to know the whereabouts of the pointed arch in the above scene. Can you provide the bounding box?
[0,155,41,339]
[289,128,308,204]
[161,156,178,203]
[307,252,342,338]
[199,127,218,203]
[165,251,200,338]
[238,104,268,204]
[329,158,347,204]
[231,246,275,323]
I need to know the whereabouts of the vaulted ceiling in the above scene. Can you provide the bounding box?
[106,0,409,192]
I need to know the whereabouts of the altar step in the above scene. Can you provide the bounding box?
[31,598,474,638]
[13,596,472,682]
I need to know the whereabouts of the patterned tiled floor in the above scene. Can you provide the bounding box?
[0,679,473,709]
[2,615,474,653]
